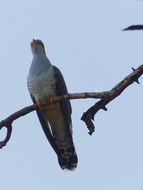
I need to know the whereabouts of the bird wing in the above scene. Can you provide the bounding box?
[53,66,72,132]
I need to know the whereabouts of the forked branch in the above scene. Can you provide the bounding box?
[0,65,143,148]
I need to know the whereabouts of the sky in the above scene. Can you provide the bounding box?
[0,0,143,189]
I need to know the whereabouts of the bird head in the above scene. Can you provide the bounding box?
[31,39,46,55]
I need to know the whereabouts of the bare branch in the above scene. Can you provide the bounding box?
[0,124,12,148]
[81,65,143,134]
[0,104,38,148]
[0,64,143,147]
[123,25,143,31]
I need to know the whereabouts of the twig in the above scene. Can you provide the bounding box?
[0,124,12,148]
[81,65,143,134]
[0,104,38,148]
[123,25,143,31]
[0,65,143,147]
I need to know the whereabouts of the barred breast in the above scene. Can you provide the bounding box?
[27,65,56,101]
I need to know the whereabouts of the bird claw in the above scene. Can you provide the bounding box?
[37,97,55,108]
[49,97,54,104]
[37,101,45,108]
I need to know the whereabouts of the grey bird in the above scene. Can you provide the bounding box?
[27,39,78,170]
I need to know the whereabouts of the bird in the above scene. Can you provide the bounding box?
[27,39,78,170]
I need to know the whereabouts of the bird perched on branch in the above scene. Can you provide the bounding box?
[27,39,78,170]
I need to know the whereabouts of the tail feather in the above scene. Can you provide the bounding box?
[57,144,78,170]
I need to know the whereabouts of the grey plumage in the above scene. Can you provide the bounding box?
[27,39,78,170]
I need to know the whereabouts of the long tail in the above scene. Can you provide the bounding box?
[32,98,78,170]
[57,142,78,170]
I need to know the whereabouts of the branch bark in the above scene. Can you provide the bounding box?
[0,65,143,148]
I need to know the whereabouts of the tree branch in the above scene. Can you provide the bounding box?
[81,65,143,134]
[123,25,143,31]
[0,65,143,148]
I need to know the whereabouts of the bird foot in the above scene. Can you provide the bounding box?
[49,96,55,104]
[37,97,55,108]
[36,100,46,108]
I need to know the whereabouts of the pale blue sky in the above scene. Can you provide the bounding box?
[0,0,143,189]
